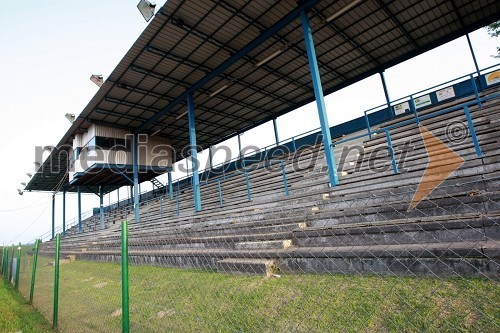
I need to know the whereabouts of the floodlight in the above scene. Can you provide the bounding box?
[256,49,283,67]
[17,189,23,195]
[90,74,104,87]
[325,0,362,23]
[27,173,32,178]
[65,113,76,123]
[209,84,228,98]
[137,0,156,22]
[175,110,188,120]
[21,182,26,186]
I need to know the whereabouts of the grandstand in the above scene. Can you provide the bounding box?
[21,0,499,279]
[4,1,499,331]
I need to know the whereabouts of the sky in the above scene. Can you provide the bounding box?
[0,1,498,245]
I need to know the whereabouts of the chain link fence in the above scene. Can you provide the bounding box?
[2,91,499,332]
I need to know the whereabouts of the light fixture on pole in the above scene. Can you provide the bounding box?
[256,48,284,67]
[17,189,23,196]
[65,113,76,123]
[325,0,362,23]
[90,74,104,87]
[137,0,156,22]
[21,182,26,186]
[26,173,32,178]
[209,84,228,98]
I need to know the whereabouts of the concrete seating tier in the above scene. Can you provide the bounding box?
[39,87,500,277]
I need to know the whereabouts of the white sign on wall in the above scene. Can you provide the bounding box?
[393,101,410,116]
[436,86,455,102]
[486,71,500,86]
[414,94,432,109]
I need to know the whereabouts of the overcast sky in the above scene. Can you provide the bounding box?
[0,1,498,245]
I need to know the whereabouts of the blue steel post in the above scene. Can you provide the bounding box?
[300,10,339,187]
[168,172,173,200]
[385,129,399,174]
[77,186,82,233]
[380,71,393,116]
[410,96,419,125]
[99,186,105,230]
[470,74,483,109]
[245,172,251,201]
[466,34,480,77]
[364,112,372,140]
[129,186,133,205]
[463,105,482,157]
[51,194,55,239]
[187,92,202,212]
[117,189,120,209]
[273,118,280,145]
[132,134,140,223]
[292,137,297,160]
[280,161,289,196]
[238,134,242,159]
[62,190,66,236]
[217,179,223,207]
[209,146,213,170]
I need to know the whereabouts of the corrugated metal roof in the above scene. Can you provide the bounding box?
[28,0,500,193]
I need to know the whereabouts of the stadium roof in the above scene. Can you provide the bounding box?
[26,0,500,193]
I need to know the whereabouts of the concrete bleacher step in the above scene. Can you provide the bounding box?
[216,258,277,277]
[235,239,294,250]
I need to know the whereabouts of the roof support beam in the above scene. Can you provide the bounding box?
[99,186,105,230]
[77,186,82,233]
[136,0,323,133]
[51,194,56,239]
[132,134,141,223]
[301,9,338,187]
[188,93,202,212]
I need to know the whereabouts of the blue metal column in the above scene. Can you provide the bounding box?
[77,186,82,233]
[300,10,339,187]
[168,172,173,200]
[238,134,242,159]
[273,118,280,145]
[380,71,392,115]
[129,186,133,204]
[99,186,105,230]
[466,34,480,76]
[132,134,140,223]
[117,189,120,209]
[209,146,213,170]
[62,190,66,237]
[51,194,55,239]
[187,93,202,211]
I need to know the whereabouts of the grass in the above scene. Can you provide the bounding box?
[0,277,56,333]
[23,257,499,333]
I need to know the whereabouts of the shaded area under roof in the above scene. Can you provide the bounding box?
[27,0,500,193]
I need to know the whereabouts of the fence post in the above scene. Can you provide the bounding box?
[463,105,482,157]
[281,161,289,196]
[1,248,5,277]
[470,74,483,109]
[121,221,130,333]
[292,137,297,160]
[410,95,419,126]
[14,245,21,290]
[385,129,399,174]
[53,234,60,329]
[217,179,223,207]
[9,245,14,283]
[29,239,40,304]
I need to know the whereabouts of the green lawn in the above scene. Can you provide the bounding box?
[24,257,499,333]
[0,278,56,333]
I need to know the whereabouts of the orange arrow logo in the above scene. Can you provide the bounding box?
[408,125,465,210]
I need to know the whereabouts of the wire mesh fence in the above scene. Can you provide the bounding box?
[32,252,55,325]
[3,90,500,332]
[17,244,33,299]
